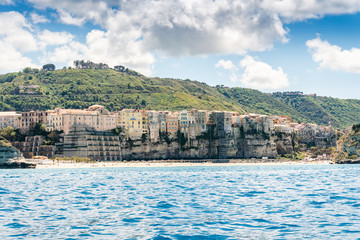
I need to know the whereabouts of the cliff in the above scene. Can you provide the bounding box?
[119,122,293,161]
[0,136,27,167]
[333,124,360,163]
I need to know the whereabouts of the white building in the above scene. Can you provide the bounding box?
[0,112,21,129]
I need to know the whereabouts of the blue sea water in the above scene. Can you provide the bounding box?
[0,165,360,239]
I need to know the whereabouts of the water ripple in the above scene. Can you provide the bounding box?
[0,165,360,239]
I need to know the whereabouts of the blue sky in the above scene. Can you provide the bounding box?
[1,1,360,99]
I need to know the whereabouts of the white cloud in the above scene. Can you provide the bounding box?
[82,29,155,75]
[215,59,239,82]
[0,11,38,52]
[38,30,73,46]
[30,12,49,24]
[262,0,360,22]
[239,55,289,89]
[23,0,360,77]
[58,10,86,26]
[215,60,237,71]
[4,0,360,76]
[214,56,289,88]
[306,37,360,74]
[0,42,36,72]
[29,0,115,25]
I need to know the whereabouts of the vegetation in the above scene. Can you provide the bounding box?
[1,67,360,128]
[42,64,55,71]
[273,94,360,128]
[52,156,95,163]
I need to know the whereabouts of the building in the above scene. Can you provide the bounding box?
[178,110,196,139]
[46,105,116,134]
[166,112,179,138]
[62,126,121,161]
[0,112,21,130]
[158,111,170,133]
[190,109,208,135]
[270,115,292,125]
[12,136,56,158]
[209,111,232,138]
[148,111,160,141]
[230,112,241,126]
[140,110,149,136]
[21,110,53,133]
[118,109,147,139]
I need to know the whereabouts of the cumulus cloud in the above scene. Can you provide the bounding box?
[29,0,288,56]
[239,55,289,89]
[215,59,239,82]
[306,37,360,74]
[215,56,288,89]
[0,11,37,52]
[215,60,237,71]
[28,0,116,24]
[4,0,360,75]
[58,10,86,26]
[30,12,49,24]
[38,30,73,46]
[262,0,360,22]
[0,42,36,72]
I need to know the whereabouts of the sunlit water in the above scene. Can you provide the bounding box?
[1,165,360,239]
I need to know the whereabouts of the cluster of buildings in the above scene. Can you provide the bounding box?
[0,106,333,143]
[269,115,335,146]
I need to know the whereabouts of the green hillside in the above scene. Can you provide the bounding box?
[0,67,360,129]
[273,95,360,129]
[0,68,245,113]
[218,88,308,122]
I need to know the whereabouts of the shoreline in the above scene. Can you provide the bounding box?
[34,159,331,169]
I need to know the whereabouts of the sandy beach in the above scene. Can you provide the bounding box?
[34,159,331,169]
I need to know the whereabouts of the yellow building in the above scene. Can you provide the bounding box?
[119,109,148,139]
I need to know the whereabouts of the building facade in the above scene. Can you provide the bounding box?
[0,112,21,130]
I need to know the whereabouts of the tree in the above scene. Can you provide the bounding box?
[0,126,16,141]
[42,64,55,71]
[32,122,48,136]
[23,67,31,74]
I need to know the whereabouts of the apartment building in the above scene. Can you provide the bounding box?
[148,111,160,141]
[166,112,179,137]
[0,112,21,130]
[46,105,116,134]
[190,109,208,135]
[209,111,232,138]
[21,110,53,133]
[118,109,146,139]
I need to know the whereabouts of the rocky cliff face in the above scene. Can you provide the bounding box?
[0,137,24,165]
[335,126,360,162]
[119,127,293,160]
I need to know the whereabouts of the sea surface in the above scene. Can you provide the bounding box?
[0,165,360,239]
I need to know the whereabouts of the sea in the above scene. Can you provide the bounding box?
[0,165,360,240]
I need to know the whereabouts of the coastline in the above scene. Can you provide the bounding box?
[34,159,331,169]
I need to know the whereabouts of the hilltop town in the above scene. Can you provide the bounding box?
[0,105,338,162]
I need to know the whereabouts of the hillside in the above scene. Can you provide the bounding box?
[273,94,360,128]
[1,67,360,128]
[0,68,245,113]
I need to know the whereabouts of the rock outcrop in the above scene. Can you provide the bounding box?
[119,127,293,161]
[0,136,30,168]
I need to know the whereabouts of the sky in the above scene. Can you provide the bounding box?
[1,0,360,99]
